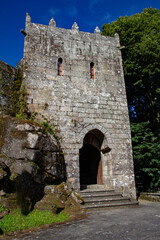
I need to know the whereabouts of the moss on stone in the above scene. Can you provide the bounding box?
[0,117,5,151]
[73,191,84,203]
[63,196,82,215]
[0,61,30,118]
[139,194,160,202]
[0,114,68,216]
[34,183,82,215]
[0,168,6,175]
[0,193,18,210]
[11,130,28,139]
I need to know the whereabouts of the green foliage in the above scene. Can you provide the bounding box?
[14,84,30,120]
[40,121,61,145]
[11,68,30,119]
[102,7,160,124]
[131,122,160,191]
[0,205,8,213]
[102,8,160,192]
[0,65,30,119]
[40,121,56,136]
[0,208,69,234]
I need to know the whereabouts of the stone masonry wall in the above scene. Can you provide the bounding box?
[22,14,136,199]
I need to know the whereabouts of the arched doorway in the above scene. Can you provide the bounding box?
[79,129,104,186]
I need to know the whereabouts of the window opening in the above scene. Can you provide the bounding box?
[90,62,95,79]
[58,58,63,76]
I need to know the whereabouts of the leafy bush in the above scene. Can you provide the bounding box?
[131,122,160,192]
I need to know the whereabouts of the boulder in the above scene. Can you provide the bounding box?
[0,115,66,181]
[34,183,82,215]
[0,115,66,214]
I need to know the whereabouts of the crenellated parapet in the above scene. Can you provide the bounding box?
[49,18,56,27]
[24,13,119,42]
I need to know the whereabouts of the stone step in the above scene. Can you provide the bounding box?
[80,184,113,190]
[80,187,138,210]
[81,192,122,198]
[82,200,139,209]
[84,197,130,204]
[81,189,116,195]
[81,188,115,193]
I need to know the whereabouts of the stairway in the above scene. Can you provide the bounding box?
[80,185,138,209]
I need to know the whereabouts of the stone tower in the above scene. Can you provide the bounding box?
[23,14,136,199]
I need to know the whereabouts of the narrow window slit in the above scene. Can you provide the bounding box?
[58,58,63,76]
[90,62,95,79]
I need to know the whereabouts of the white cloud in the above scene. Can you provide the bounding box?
[67,6,77,17]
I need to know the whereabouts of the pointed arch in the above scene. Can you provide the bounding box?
[78,123,113,150]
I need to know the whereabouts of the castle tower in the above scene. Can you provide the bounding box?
[23,14,136,199]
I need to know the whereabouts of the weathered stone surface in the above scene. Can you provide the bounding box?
[34,183,82,214]
[0,168,7,180]
[49,18,56,27]
[140,192,160,202]
[0,115,66,213]
[22,14,136,199]
[94,26,101,34]
[0,115,66,179]
[0,60,16,115]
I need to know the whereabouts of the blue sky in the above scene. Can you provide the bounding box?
[0,0,160,67]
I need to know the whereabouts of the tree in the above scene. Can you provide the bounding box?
[131,122,160,191]
[102,8,160,191]
[102,8,160,124]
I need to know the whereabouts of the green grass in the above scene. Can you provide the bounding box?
[0,209,69,234]
[0,205,6,213]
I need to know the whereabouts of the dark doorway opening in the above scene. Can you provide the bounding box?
[79,129,104,186]
[79,144,101,185]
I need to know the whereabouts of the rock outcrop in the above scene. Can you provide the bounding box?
[0,61,17,115]
[0,115,67,214]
